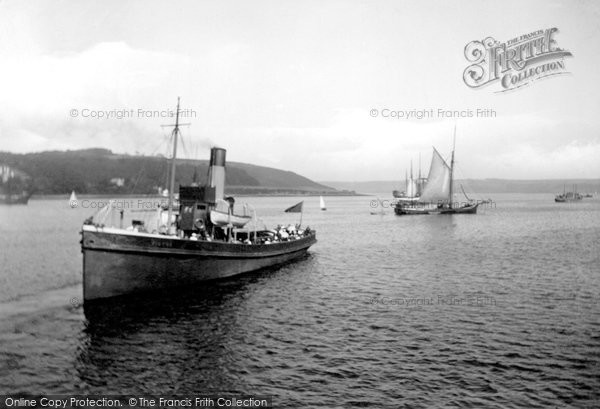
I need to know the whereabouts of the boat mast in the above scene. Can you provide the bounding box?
[410,160,413,197]
[167,97,181,233]
[418,152,422,196]
[449,125,456,208]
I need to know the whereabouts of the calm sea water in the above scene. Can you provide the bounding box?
[0,194,599,408]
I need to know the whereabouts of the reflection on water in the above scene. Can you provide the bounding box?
[80,279,251,393]
[1,195,599,407]
[79,258,319,395]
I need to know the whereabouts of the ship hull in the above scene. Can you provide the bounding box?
[394,203,479,215]
[394,206,430,215]
[435,203,479,214]
[555,197,582,202]
[82,227,316,301]
[555,192,583,202]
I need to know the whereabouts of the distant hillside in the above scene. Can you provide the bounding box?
[322,179,600,194]
[0,149,341,196]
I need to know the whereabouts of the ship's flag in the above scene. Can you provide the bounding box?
[284,201,304,213]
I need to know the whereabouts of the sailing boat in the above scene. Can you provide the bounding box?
[80,98,317,304]
[70,190,77,202]
[395,128,478,215]
[319,196,327,211]
[392,160,423,204]
[555,184,583,202]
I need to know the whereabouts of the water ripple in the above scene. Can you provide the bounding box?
[0,195,599,407]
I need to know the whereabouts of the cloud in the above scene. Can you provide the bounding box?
[1,0,599,181]
[0,41,193,153]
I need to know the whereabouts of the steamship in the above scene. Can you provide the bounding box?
[81,98,317,302]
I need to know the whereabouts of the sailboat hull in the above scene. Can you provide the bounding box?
[82,227,316,301]
[554,194,582,202]
[395,202,479,215]
[394,206,430,215]
[435,203,479,214]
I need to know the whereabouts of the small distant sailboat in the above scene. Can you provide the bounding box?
[393,158,426,203]
[69,190,78,208]
[555,184,583,202]
[320,196,327,211]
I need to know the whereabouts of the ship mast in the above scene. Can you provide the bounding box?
[167,97,181,234]
[409,160,413,197]
[417,152,422,197]
[449,125,456,209]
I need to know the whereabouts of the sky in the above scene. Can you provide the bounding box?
[0,0,599,181]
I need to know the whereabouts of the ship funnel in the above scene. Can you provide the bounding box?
[208,147,226,201]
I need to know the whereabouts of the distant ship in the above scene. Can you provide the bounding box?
[555,185,583,202]
[0,165,33,205]
[392,157,426,204]
[394,128,478,215]
[319,196,326,211]
[81,98,317,303]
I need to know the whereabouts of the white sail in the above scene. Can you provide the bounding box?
[319,196,326,210]
[70,190,77,201]
[406,178,418,197]
[419,148,451,203]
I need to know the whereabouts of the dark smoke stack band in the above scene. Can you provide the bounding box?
[210,147,226,167]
